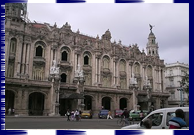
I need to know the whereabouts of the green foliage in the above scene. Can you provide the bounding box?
[179,71,189,94]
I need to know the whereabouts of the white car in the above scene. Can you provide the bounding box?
[122,107,189,129]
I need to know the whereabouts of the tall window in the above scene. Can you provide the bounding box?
[103,56,110,69]
[84,55,89,65]
[61,51,68,61]
[147,66,152,76]
[83,52,92,66]
[119,60,126,72]
[36,46,43,57]
[134,63,140,74]
[61,73,67,83]
[61,47,71,62]
[10,38,17,53]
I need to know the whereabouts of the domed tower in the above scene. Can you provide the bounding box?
[146,24,159,57]
[5,3,27,23]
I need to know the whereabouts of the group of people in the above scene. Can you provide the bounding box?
[6,108,14,115]
[66,109,81,121]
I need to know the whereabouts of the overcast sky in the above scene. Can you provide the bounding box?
[27,3,189,65]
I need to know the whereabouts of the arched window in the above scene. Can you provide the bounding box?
[61,51,68,61]
[36,46,43,57]
[84,55,89,65]
[119,60,126,72]
[61,73,67,83]
[103,56,110,69]
[61,47,71,62]
[134,63,140,74]
[152,50,155,55]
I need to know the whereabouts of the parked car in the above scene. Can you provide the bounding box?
[98,109,109,119]
[129,110,148,120]
[122,107,189,129]
[114,109,124,118]
[81,110,92,119]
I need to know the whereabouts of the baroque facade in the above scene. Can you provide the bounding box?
[5,3,170,116]
[165,62,189,107]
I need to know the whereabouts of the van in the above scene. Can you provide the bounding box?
[122,107,189,129]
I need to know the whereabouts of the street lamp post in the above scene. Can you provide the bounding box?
[129,73,138,111]
[143,76,152,111]
[177,87,184,107]
[49,60,60,116]
[74,64,85,110]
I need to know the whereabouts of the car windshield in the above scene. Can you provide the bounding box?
[83,111,90,113]
[116,110,123,113]
[100,110,108,113]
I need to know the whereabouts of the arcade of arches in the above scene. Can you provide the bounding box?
[5,88,134,116]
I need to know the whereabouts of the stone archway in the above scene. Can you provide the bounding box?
[5,90,15,115]
[28,92,45,116]
[84,95,93,110]
[102,97,111,110]
[120,98,127,110]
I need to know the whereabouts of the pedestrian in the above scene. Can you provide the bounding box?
[12,108,15,115]
[140,118,152,129]
[8,108,11,115]
[74,109,80,121]
[121,108,130,126]
[71,110,75,121]
[79,110,82,121]
[139,110,144,120]
[66,109,71,121]
[107,110,113,119]
[169,109,187,129]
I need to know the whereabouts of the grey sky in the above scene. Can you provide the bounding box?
[27,3,189,65]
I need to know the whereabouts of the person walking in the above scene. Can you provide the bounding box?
[107,110,113,119]
[74,109,80,121]
[139,110,144,120]
[66,109,71,121]
[121,108,130,126]
[169,109,187,129]
[12,108,15,115]
[71,110,75,121]
[8,108,12,115]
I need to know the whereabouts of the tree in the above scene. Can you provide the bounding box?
[179,71,189,94]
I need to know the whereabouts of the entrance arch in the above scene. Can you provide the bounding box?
[102,97,111,110]
[28,92,45,116]
[120,98,127,110]
[84,95,92,110]
[5,90,15,114]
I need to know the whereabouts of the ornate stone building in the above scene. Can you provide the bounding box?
[165,62,189,107]
[5,3,170,116]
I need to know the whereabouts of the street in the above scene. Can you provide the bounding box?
[5,117,139,129]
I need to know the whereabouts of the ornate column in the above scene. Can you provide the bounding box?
[21,43,26,74]
[48,60,60,116]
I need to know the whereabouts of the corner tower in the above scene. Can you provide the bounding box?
[5,3,27,23]
[146,24,159,57]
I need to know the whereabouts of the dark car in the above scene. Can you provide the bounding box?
[98,109,109,119]
[114,109,124,118]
